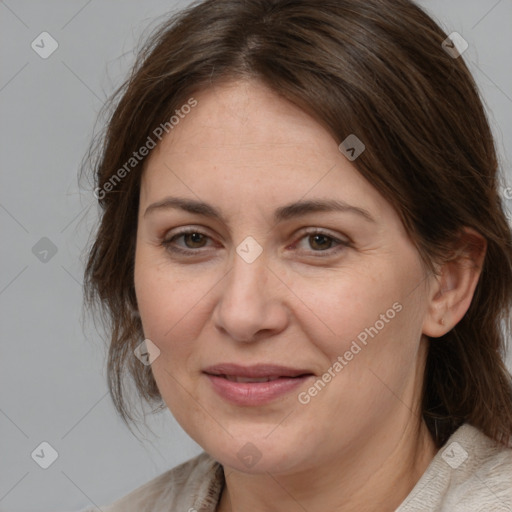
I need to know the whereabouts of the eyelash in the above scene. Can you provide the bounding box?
[160,227,350,258]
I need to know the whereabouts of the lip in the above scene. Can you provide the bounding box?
[203,363,315,406]
[203,363,313,378]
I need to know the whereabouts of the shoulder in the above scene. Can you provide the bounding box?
[398,423,512,512]
[91,451,224,512]
[443,424,512,511]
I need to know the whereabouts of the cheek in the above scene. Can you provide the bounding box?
[133,256,204,422]
[286,253,426,383]
[134,247,211,342]
[133,247,225,407]
[282,265,404,349]
[134,254,190,381]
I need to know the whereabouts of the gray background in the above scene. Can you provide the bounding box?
[1,1,511,511]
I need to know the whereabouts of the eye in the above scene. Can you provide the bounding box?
[290,228,350,257]
[161,228,213,255]
[160,227,350,257]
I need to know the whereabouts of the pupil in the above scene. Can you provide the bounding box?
[186,233,204,247]
[311,234,330,250]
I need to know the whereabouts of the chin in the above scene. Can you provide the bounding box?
[201,433,308,475]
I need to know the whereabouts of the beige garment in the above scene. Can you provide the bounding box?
[85,423,512,511]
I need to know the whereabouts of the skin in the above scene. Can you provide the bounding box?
[134,79,486,512]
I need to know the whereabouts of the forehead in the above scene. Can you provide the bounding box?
[150,80,336,163]
[140,80,389,219]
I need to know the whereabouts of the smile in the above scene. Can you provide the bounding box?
[205,374,314,406]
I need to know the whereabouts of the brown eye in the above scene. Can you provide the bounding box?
[292,229,350,257]
[181,232,207,249]
[308,233,335,251]
[161,229,213,255]
[161,227,349,258]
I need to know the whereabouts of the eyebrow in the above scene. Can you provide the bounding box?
[143,197,376,224]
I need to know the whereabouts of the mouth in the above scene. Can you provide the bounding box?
[202,363,315,406]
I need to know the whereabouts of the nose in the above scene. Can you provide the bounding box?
[212,244,289,343]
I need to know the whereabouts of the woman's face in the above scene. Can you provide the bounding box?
[134,79,433,474]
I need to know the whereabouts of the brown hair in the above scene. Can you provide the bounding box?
[83,0,512,448]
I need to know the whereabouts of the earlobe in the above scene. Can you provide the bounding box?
[422,227,487,338]
[129,301,141,318]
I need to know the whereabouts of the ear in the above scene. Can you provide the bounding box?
[422,227,487,338]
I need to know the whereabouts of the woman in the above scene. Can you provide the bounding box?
[83,0,512,510]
